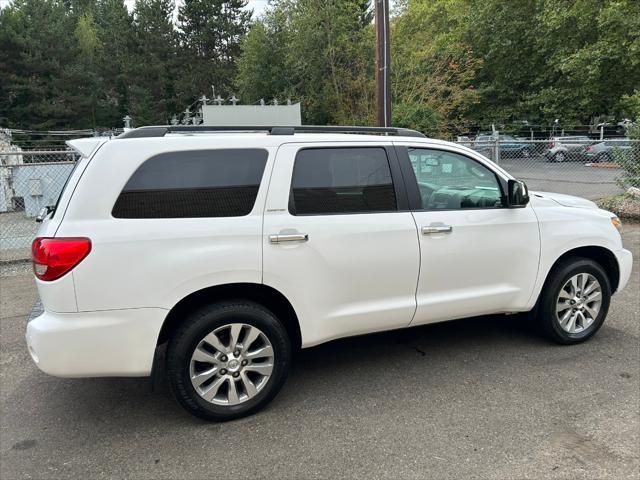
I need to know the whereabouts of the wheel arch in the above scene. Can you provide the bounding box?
[156,283,302,350]
[544,245,620,294]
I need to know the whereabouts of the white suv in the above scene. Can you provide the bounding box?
[27,126,633,421]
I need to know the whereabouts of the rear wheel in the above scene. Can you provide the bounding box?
[535,258,611,344]
[166,301,292,421]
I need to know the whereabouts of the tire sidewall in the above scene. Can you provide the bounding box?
[540,259,611,343]
[167,303,291,421]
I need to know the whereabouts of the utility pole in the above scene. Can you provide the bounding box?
[375,0,391,127]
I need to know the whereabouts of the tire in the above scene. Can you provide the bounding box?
[535,257,611,345]
[166,301,292,421]
[553,151,566,162]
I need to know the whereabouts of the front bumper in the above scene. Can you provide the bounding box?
[26,307,166,377]
[614,248,633,293]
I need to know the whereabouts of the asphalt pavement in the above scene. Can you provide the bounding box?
[497,156,624,200]
[1,225,638,479]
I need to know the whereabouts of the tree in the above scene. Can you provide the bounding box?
[236,0,375,125]
[236,14,292,105]
[131,0,179,125]
[93,0,135,127]
[528,0,640,124]
[177,0,252,101]
[0,0,75,128]
[391,0,481,137]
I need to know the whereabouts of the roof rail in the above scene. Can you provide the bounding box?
[117,125,425,139]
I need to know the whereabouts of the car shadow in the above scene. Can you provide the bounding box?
[7,313,551,430]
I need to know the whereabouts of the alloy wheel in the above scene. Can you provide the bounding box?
[189,323,275,406]
[556,273,602,334]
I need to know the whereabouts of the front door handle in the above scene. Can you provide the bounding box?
[269,233,309,244]
[422,225,453,235]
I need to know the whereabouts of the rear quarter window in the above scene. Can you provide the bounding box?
[112,149,268,218]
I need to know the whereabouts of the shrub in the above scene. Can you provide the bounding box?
[615,118,640,189]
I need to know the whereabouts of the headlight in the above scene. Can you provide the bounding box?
[611,216,623,235]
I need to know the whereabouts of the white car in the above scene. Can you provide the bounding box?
[27,126,633,421]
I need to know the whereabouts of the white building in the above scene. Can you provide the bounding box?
[201,103,302,127]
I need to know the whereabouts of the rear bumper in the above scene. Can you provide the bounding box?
[614,248,633,293]
[26,307,166,377]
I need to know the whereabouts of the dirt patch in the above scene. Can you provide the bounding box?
[597,193,640,221]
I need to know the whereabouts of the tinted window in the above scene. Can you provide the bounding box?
[408,148,503,210]
[112,149,267,218]
[290,148,397,215]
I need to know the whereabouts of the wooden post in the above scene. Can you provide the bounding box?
[375,0,391,127]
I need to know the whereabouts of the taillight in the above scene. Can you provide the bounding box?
[586,145,593,152]
[31,237,91,281]
[548,142,555,149]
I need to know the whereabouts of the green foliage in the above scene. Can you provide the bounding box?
[177,0,251,101]
[236,18,292,105]
[0,0,251,129]
[620,91,640,120]
[1,0,638,133]
[614,117,640,189]
[391,0,480,136]
[236,0,375,125]
[0,0,75,128]
[392,103,440,136]
[131,0,180,124]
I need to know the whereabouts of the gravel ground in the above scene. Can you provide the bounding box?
[0,225,638,480]
[0,260,32,278]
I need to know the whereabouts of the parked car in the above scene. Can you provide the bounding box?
[27,125,632,421]
[584,138,633,163]
[475,134,535,158]
[544,136,593,162]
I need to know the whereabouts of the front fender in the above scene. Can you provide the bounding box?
[526,201,623,308]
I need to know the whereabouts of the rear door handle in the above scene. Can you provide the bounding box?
[269,233,309,244]
[422,225,453,235]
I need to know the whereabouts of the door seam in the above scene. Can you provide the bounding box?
[408,212,421,326]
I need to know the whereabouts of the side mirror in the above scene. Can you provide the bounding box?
[507,179,529,207]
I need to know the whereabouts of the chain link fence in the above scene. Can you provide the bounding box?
[1,135,638,261]
[456,137,635,200]
[1,150,79,261]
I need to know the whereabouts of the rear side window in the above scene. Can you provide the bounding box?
[112,149,267,218]
[290,147,397,215]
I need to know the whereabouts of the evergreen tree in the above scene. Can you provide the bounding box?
[177,0,252,102]
[132,0,179,125]
[94,0,135,127]
[0,0,75,128]
[236,0,374,125]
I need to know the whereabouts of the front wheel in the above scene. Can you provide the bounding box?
[553,151,566,162]
[535,258,611,344]
[166,302,292,421]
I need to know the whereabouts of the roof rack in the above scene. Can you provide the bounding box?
[117,125,425,139]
